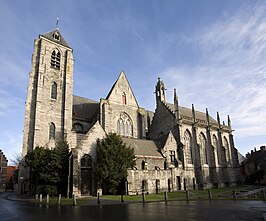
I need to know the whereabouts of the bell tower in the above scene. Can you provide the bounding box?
[22,28,74,156]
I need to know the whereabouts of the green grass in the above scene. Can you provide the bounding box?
[36,185,264,206]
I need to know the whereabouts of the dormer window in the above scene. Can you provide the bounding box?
[51,49,61,69]
[53,32,60,41]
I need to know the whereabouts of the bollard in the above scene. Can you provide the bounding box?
[186,190,189,201]
[58,194,61,205]
[46,194,49,204]
[121,194,124,203]
[232,190,236,200]
[73,194,77,206]
[35,194,38,201]
[142,191,145,204]
[261,189,266,201]
[164,191,168,203]
[208,190,212,200]
[39,194,43,203]
[97,192,100,204]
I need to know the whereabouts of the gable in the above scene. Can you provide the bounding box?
[106,71,139,108]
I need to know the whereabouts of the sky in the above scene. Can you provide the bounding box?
[0,0,265,163]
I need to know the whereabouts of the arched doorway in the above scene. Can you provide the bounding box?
[80,154,93,195]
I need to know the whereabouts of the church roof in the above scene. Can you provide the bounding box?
[163,102,219,126]
[122,137,163,158]
[40,29,70,48]
[73,95,99,122]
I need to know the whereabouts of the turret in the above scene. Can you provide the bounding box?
[155,77,166,105]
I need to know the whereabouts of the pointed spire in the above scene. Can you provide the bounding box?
[174,88,177,101]
[217,112,221,128]
[206,108,210,126]
[192,104,196,123]
[174,89,179,123]
[227,115,231,129]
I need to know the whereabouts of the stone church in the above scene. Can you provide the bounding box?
[20,28,240,196]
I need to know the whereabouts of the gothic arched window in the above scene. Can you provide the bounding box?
[51,49,61,69]
[212,135,218,166]
[80,154,92,168]
[223,137,230,166]
[49,122,55,140]
[184,130,193,164]
[117,112,133,137]
[199,133,208,165]
[51,82,57,99]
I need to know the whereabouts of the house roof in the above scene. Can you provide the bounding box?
[73,95,99,122]
[40,29,70,48]
[122,137,163,158]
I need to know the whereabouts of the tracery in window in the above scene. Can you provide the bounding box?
[51,49,61,69]
[199,133,208,165]
[117,112,133,137]
[51,82,57,99]
[184,130,193,164]
[80,154,92,168]
[170,150,176,163]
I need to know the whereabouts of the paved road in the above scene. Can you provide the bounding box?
[0,193,265,221]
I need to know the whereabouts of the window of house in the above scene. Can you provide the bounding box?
[170,151,175,163]
[142,160,148,170]
[51,49,61,69]
[51,82,57,99]
[49,122,55,140]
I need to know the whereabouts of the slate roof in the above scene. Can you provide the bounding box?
[40,29,70,48]
[73,95,99,122]
[122,137,163,158]
[164,102,219,126]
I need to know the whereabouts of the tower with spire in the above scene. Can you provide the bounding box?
[22,27,74,156]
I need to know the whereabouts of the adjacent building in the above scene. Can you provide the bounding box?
[0,150,8,192]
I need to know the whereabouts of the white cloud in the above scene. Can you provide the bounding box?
[159,3,266,150]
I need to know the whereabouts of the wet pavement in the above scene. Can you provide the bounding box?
[0,192,265,221]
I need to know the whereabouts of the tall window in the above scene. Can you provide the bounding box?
[117,112,133,137]
[199,133,208,165]
[51,82,57,99]
[49,122,55,140]
[212,135,218,166]
[213,135,220,165]
[122,92,126,105]
[184,130,193,164]
[51,49,61,69]
[223,137,230,166]
[117,118,125,136]
[170,151,176,163]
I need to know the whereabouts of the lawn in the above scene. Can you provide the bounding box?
[37,185,264,206]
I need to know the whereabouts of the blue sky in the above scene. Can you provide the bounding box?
[0,0,265,163]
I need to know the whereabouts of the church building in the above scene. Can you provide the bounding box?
[20,28,240,196]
